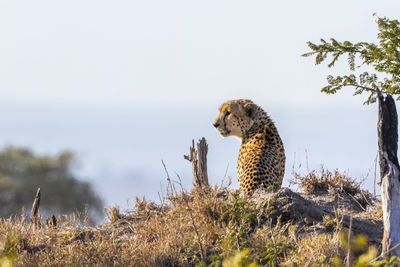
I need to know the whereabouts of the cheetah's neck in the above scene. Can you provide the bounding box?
[242,109,278,143]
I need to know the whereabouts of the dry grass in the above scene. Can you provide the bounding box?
[367,203,383,221]
[283,233,341,266]
[0,169,384,266]
[292,168,377,210]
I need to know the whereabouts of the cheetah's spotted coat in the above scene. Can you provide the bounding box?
[213,99,285,195]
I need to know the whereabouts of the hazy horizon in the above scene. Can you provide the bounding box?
[0,103,382,210]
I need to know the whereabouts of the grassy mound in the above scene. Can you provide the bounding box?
[0,169,391,266]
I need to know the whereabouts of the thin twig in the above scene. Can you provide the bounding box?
[175,173,205,261]
[269,219,277,253]
[161,160,174,195]
[305,149,309,173]
[161,160,171,182]
[223,163,229,182]
[374,152,378,197]
[346,212,353,267]
[343,84,377,93]
[345,192,367,212]
[368,242,400,264]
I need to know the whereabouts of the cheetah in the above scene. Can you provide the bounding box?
[213,99,285,195]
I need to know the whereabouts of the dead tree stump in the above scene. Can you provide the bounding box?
[31,188,41,226]
[377,92,400,257]
[184,138,209,189]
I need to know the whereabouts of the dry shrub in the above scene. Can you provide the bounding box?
[292,168,377,210]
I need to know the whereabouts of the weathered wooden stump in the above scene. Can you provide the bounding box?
[30,188,41,226]
[184,138,209,189]
[377,91,400,257]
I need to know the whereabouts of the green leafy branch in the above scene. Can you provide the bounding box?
[303,16,400,104]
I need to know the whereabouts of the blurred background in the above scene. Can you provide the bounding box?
[0,0,399,222]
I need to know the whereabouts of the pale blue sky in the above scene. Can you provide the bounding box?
[0,1,399,210]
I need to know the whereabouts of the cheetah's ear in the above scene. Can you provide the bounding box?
[230,102,245,116]
[243,103,257,118]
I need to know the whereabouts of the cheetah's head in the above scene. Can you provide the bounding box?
[213,99,257,140]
